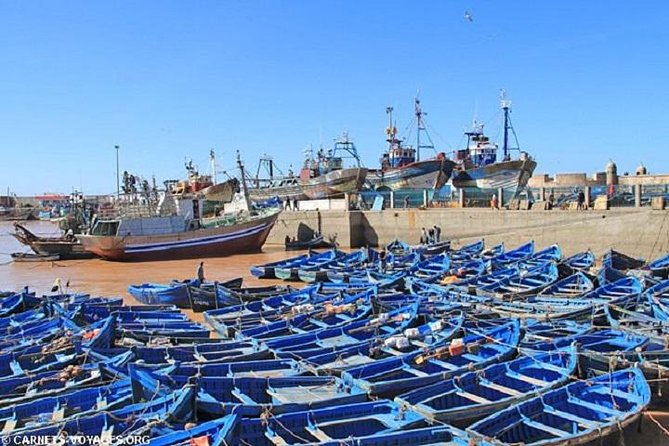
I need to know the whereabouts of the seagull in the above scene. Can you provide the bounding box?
[464,11,473,22]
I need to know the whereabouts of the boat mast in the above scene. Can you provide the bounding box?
[385,106,398,150]
[501,89,511,160]
[236,151,251,210]
[210,149,217,184]
[414,98,434,162]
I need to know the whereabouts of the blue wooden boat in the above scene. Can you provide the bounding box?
[274,309,462,374]
[141,358,305,379]
[531,276,642,306]
[190,282,297,312]
[127,282,191,308]
[558,249,595,276]
[537,271,594,298]
[250,252,313,279]
[467,368,650,446]
[646,279,669,316]
[129,340,272,364]
[395,347,578,426]
[458,264,519,288]
[275,249,343,281]
[266,303,422,354]
[14,385,196,439]
[480,243,505,261]
[227,400,426,445]
[415,239,451,256]
[412,253,451,280]
[520,320,592,349]
[131,367,368,417]
[0,292,41,318]
[386,239,413,256]
[603,248,645,271]
[648,251,669,279]
[234,292,373,341]
[479,262,558,297]
[316,425,489,446]
[0,379,132,433]
[489,240,534,270]
[450,239,485,262]
[203,286,344,337]
[143,414,237,446]
[436,259,487,286]
[341,320,521,397]
[299,249,369,283]
[519,244,562,269]
[0,360,127,407]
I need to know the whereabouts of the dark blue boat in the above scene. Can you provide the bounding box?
[395,347,578,426]
[467,368,650,446]
[341,320,521,397]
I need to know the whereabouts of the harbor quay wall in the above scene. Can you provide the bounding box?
[266,208,669,260]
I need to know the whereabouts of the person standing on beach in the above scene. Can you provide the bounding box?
[196,261,205,284]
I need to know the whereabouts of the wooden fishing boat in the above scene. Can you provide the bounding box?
[251,253,310,279]
[341,320,521,397]
[648,251,669,279]
[316,425,489,446]
[537,271,594,298]
[234,291,373,341]
[129,340,272,364]
[138,358,305,379]
[275,310,463,374]
[415,240,451,256]
[478,262,558,298]
[77,201,281,262]
[12,222,95,260]
[224,400,426,445]
[299,136,368,199]
[0,380,133,434]
[143,414,237,446]
[15,386,196,439]
[10,252,60,262]
[395,347,578,426]
[285,234,335,251]
[127,282,191,307]
[467,368,650,446]
[603,249,645,271]
[275,249,343,281]
[450,239,485,262]
[521,320,592,348]
[489,240,534,270]
[131,367,368,417]
[298,249,367,283]
[189,282,297,312]
[557,249,595,277]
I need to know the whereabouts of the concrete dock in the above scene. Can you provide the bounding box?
[267,208,669,259]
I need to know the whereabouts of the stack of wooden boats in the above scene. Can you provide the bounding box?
[1,244,669,445]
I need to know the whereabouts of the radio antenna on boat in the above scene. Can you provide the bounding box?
[415,97,435,162]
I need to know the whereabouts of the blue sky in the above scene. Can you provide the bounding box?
[1,1,667,195]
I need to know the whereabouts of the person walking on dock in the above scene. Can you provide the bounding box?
[434,225,441,243]
[196,261,206,284]
[420,227,427,245]
[577,190,586,210]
